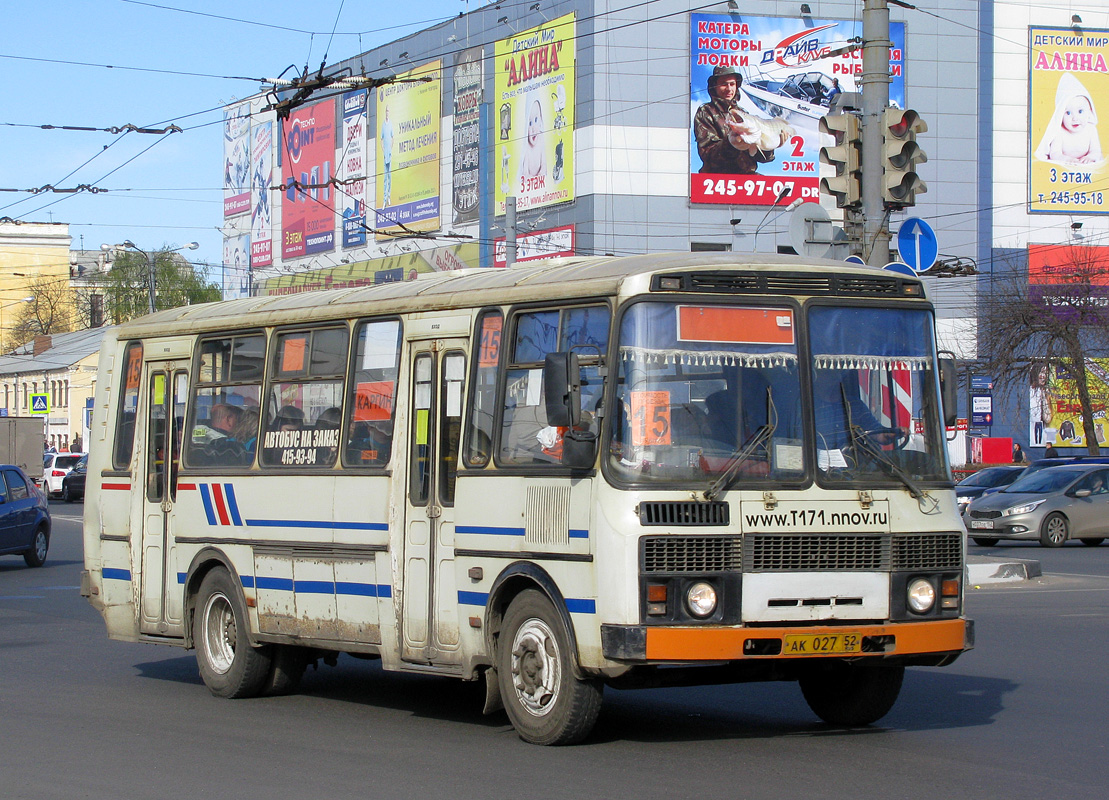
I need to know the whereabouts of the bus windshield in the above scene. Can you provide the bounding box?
[809,306,948,486]
[609,301,804,484]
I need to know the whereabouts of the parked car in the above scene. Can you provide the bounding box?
[956,466,1025,513]
[40,452,83,499]
[965,463,1109,547]
[61,453,87,502]
[0,464,51,567]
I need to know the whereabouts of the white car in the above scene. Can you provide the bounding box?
[41,452,83,498]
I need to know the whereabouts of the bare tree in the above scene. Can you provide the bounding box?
[9,276,75,350]
[979,244,1109,455]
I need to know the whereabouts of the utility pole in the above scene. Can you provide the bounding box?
[861,0,892,267]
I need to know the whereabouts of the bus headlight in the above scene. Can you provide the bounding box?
[907,578,936,613]
[686,582,718,618]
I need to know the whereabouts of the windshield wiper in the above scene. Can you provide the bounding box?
[704,388,777,501]
[840,385,927,500]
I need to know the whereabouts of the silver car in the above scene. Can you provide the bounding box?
[965,463,1109,547]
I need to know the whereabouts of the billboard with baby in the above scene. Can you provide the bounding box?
[1029,26,1109,215]
[689,13,905,207]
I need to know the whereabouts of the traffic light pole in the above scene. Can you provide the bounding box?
[861,0,892,267]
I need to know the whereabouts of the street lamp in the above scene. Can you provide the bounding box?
[110,240,199,314]
[0,296,34,354]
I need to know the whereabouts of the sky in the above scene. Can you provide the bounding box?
[3,0,470,278]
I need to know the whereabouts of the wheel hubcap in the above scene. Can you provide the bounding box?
[34,532,46,561]
[202,592,236,674]
[510,617,561,717]
[1047,518,1066,543]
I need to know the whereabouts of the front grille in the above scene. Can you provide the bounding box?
[639,501,730,526]
[969,509,1002,519]
[655,271,916,298]
[892,532,963,571]
[838,276,901,295]
[744,533,889,572]
[642,536,742,573]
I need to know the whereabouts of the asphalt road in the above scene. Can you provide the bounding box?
[2,503,1107,800]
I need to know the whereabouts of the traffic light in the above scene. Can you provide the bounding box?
[881,107,927,207]
[818,113,862,208]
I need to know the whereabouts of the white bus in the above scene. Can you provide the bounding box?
[82,253,970,745]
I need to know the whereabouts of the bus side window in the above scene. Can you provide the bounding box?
[185,334,264,469]
[464,310,502,468]
[344,319,401,468]
[113,341,143,470]
[498,305,610,466]
[261,326,349,468]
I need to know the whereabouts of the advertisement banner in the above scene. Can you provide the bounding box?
[223,103,251,217]
[493,224,574,267]
[690,13,905,206]
[1029,360,1109,448]
[341,90,369,248]
[453,47,483,225]
[1028,26,1109,215]
[494,13,576,215]
[250,121,273,267]
[1027,242,1109,314]
[223,234,251,300]
[375,61,442,240]
[281,99,336,258]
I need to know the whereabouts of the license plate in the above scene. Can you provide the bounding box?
[969,520,995,530]
[782,632,862,655]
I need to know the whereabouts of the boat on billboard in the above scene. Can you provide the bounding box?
[690,13,905,206]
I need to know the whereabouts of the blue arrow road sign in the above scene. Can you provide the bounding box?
[897,218,939,273]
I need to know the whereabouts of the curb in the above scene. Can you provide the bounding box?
[966,556,1042,585]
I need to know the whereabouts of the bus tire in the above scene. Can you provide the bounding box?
[799,662,904,727]
[497,589,602,745]
[263,645,308,696]
[194,568,272,698]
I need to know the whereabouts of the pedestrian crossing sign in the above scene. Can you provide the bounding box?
[29,393,50,415]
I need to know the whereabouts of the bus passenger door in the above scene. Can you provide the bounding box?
[401,343,466,666]
[139,364,188,637]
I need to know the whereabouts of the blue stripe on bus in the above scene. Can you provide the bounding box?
[239,577,390,598]
[178,573,186,584]
[255,576,294,591]
[223,483,243,527]
[565,598,597,614]
[456,590,595,614]
[198,484,217,526]
[458,590,489,606]
[458,525,589,539]
[102,568,131,581]
[457,525,524,536]
[243,519,389,531]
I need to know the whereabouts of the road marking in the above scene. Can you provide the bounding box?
[0,595,47,600]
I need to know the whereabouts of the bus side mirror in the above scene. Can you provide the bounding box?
[938,353,958,429]
[544,351,581,428]
[544,351,597,469]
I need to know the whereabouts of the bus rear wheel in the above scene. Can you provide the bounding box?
[799,662,904,727]
[497,590,602,745]
[194,568,272,698]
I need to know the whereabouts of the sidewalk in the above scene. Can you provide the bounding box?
[966,554,1042,585]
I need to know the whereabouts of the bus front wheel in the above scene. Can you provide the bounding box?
[799,663,904,727]
[194,568,272,698]
[497,589,602,745]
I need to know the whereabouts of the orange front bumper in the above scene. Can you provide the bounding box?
[644,618,970,662]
